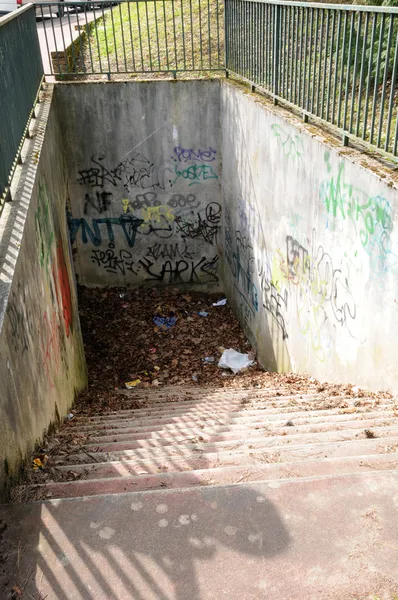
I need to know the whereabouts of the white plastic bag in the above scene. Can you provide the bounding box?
[218,349,254,374]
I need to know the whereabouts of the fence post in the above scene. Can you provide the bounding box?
[273,4,281,105]
[224,0,229,75]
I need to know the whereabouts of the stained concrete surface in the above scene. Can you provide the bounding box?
[2,473,398,599]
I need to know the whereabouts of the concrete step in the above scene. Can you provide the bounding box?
[62,409,396,441]
[66,415,398,447]
[54,422,398,456]
[69,392,387,422]
[4,471,398,599]
[53,436,398,479]
[51,425,398,466]
[19,453,398,499]
[64,406,393,436]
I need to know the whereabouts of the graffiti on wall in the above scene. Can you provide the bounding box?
[320,151,396,279]
[70,143,221,286]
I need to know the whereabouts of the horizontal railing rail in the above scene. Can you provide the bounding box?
[0,5,44,208]
[225,0,398,160]
[35,0,224,78]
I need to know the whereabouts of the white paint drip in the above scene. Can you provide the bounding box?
[256,496,266,503]
[224,526,238,536]
[156,504,168,514]
[191,514,198,522]
[131,502,144,511]
[159,519,169,528]
[178,514,190,525]
[90,522,100,529]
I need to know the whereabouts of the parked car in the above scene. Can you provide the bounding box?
[0,0,65,18]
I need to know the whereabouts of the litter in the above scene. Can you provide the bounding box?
[203,357,216,363]
[192,375,198,382]
[218,349,254,374]
[198,311,209,317]
[153,315,178,328]
[67,413,74,420]
[125,379,141,389]
[149,347,157,354]
[152,379,160,386]
[212,299,227,306]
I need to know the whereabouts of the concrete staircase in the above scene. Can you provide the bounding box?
[17,385,398,500]
[3,385,398,599]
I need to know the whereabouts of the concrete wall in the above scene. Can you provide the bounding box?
[221,80,398,393]
[0,87,87,495]
[55,81,222,290]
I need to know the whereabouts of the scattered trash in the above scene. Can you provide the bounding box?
[203,357,216,363]
[154,366,160,371]
[212,299,227,306]
[285,420,294,427]
[125,379,141,389]
[119,293,125,299]
[352,385,359,395]
[152,379,160,386]
[122,303,129,309]
[12,586,23,597]
[149,347,157,354]
[32,455,48,470]
[153,315,178,328]
[365,429,376,439]
[198,311,209,317]
[192,375,198,382]
[218,349,254,374]
[67,413,74,420]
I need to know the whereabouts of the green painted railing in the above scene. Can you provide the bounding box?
[225,0,398,161]
[0,5,43,208]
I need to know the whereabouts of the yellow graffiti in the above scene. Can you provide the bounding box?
[122,199,130,214]
[142,205,175,223]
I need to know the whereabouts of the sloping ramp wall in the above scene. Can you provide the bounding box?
[0,87,87,495]
[221,81,398,393]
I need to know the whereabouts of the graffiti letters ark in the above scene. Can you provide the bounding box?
[69,145,221,287]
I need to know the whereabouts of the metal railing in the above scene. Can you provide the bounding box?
[37,0,224,77]
[225,0,398,160]
[0,5,44,207]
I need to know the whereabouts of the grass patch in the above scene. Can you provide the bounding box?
[79,0,224,75]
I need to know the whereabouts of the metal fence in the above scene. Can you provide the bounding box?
[0,6,44,206]
[37,0,224,77]
[225,0,398,159]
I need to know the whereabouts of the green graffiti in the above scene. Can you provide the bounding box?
[35,183,54,271]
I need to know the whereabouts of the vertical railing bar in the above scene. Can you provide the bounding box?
[302,7,309,109]
[109,4,120,72]
[198,0,204,70]
[127,1,136,72]
[41,6,54,75]
[385,18,398,151]
[349,12,362,133]
[188,0,194,69]
[393,103,398,155]
[118,1,128,71]
[343,12,354,132]
[295,7,302,106]
[292,6,297,103]
[316,9,324,116]
[370,13,385,145]
[136,2,145,72]
[83,3,95,74]
[100,2,111,73]
[321,10,330,120]
[144,1,153,71]
[326,10,335,122]
[355,12,369,137]
[216,0,220,68]
[75,6,85,74]
[337,11,348,128]
[289,6,294,101]
[65,6,77,74]
[307,7,314,112]
[363,13,377,140]
[311,8,319,112]
[90,2,103,73]
[153,0,161,71]
[377,15,394,148]
[331,10,341,124]
[207,0,211,69]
